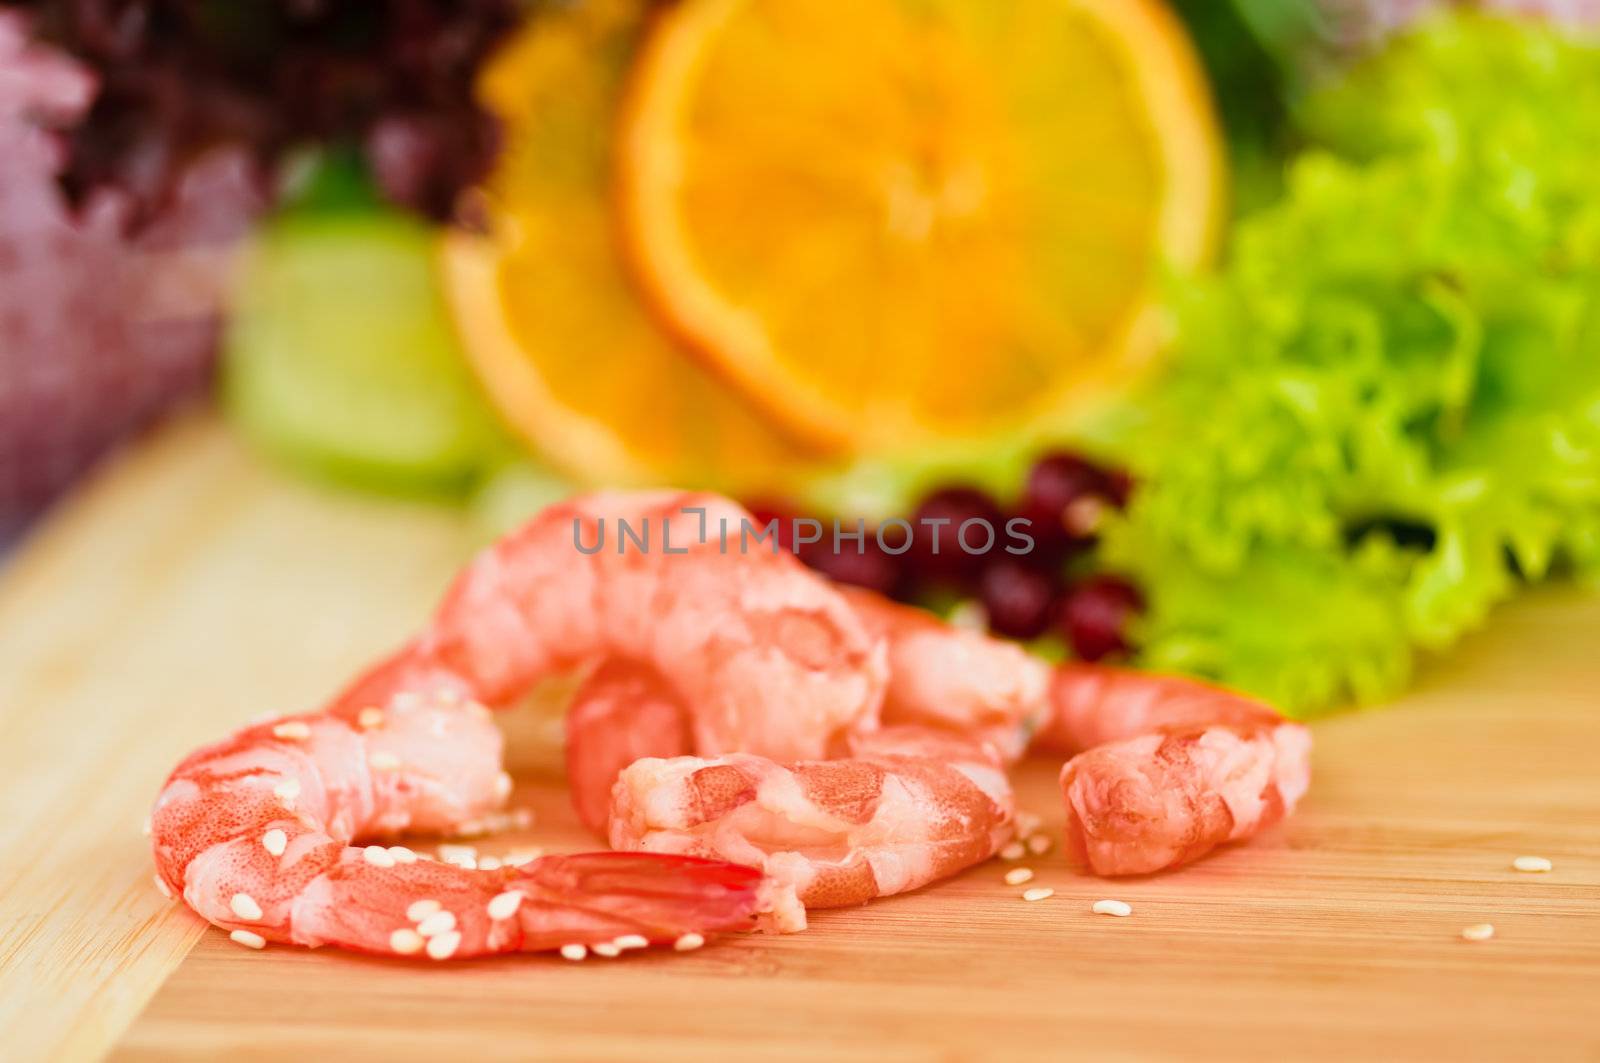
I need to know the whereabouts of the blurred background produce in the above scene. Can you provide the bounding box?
[2,0,1596,716]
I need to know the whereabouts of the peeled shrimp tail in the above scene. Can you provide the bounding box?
[609,727,1013,914]
[151,693,765,958]
[1040,665,1312,876]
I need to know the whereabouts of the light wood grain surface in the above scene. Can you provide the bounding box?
[2,416,1598,1062]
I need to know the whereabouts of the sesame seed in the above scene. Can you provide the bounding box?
[487,890,524,920]
[272,778,301,803]
[230,893,263,920]
[504,850,541,867]
[998,841,1026,861]
[369,751,402,772]
[416,910,457,938]
[363,845,396,868]
[495,772,514,802]
[444,854,478,871]
[1026,834,1053,855]
[614,934,649,950]
[1014,811,1043,836]
[229,929,266,950]
[153,875,172,900]
[560,943,587,961]
[262,829,288,857]
[438,844,477,862]
[389,928,424,955]
[388,846,417,864]
[673,933,705,952]
[1512,855,1552,873]
[426,930,462,960]
[1021,887,1055,902]
[592,942,621,957]
[357,707,384,730]
[1003,868,1035,886]
[477,856,503,872]
[272,721,311,741]
[406,899,441,922]
[141,817,152,837]
[1461,923,1496,942]
[1092,899,1133,917]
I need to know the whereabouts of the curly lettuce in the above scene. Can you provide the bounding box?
[1103,13,1600,715]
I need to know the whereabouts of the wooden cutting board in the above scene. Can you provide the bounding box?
[2,415,1597,1062]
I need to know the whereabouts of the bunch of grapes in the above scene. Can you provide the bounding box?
[752,451,1144,661]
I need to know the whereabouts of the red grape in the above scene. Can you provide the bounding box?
[1060,575,1144,661]
[1018,451,1123,558]
[978,559,1059,640]
[907,485,1005,583]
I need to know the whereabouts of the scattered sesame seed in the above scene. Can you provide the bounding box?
[1026,835,1053,855]
[426,930,462,960]
[444,854,478,871]
[1461,923,1496,942]
[560,944,587,961]
[1092,899,1133,917]
[369,751,402,772]
[999,841,1026,861]
[271,721,311,741]
[495,772,514,802]
[389,928,424,955]
[504,850,541,867]
[1021,887,1055,902]
[388,846,418,864]
[357,707,384,730]
[362,845,396,868]
[592,942,621,958]
[262,829,288,857]
[406,899,441,922]
[1004,868,1035,886]
[141,817,152,837]
[674,933,705,952]
[1512,856,1552,873]
[487,890,524,921]
[1014,811,1043,837]
[153,875,172,900]
[416,910,457,938]
[614,934,649,950]
[272,778,301,803]
[477,856,503,872]
[229,929,266,950]
[438,844,477,862]
[230,893,263,921]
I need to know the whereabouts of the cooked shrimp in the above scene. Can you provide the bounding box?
[151,690,772,956]
[566,660,689,835]
[839,586,1050,762]
[330,491,886,763]
[610,727,1013,911]
[153,490,878,954]
[1040,665,1312,876]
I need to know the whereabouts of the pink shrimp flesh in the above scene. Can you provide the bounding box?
[566,660,690,835]
[1041,665,1312,876]
[151,691,769,957]
[609,727,1013,911]
[839,586,1050,762]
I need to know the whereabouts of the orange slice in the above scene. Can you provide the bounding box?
[618,0,1223,452]
[440,0,818,491]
